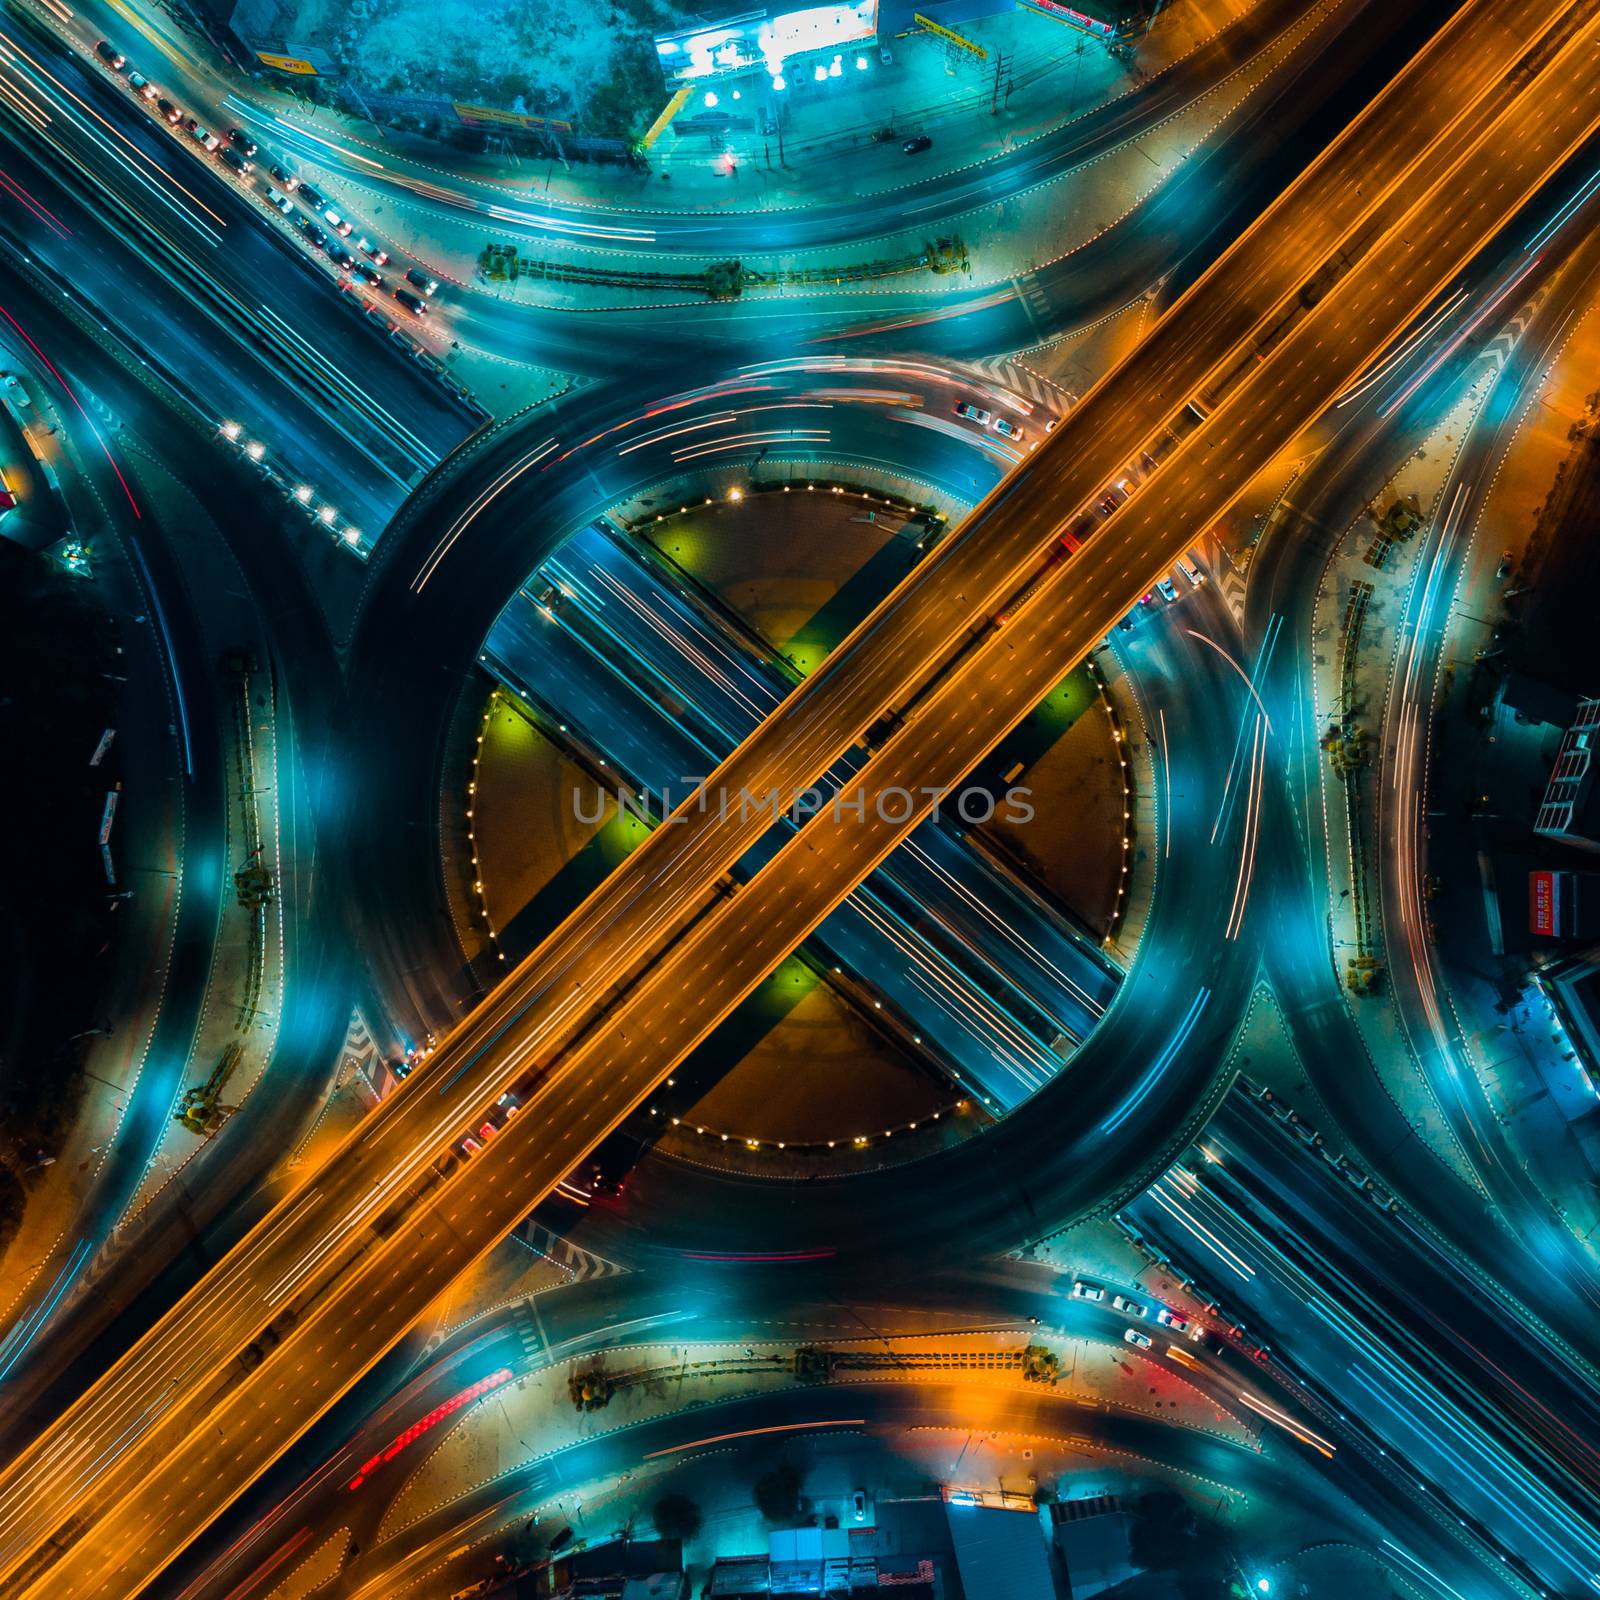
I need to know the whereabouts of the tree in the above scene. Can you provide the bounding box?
[1127,1491,1233,1600]
[753,1460,804,1524]
[652,1491,703,1541]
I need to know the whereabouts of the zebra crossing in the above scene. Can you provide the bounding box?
[338,1007,379,1090]
[513,1218,623,1283]
[968,353,1074,413]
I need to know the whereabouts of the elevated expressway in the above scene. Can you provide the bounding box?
[3,2,1599,1594]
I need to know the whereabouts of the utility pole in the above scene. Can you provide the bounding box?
[990,48,1003,113]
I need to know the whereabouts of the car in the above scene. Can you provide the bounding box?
[1155,1308,1190,1332]
[322,206,353,236]
[227,127,258,157]
[297,218,328,249]
[393,287,429,316]
[2,373,30,409]
[1112,1294,1148,1318]
[185,120,219,150]
[158,98,183,124]
[404,267,438,295]
[1117,612,1135,631]
[127,71,157,101]
[94,40,126,68]
[296,182,325,210]
[992,416,1023,440]
[902,134,932,154]
[459,1090,520,1156]
[1070,1280,1105,1301]
[0,476,15,511]
[1175,557,1203,586]
[1123,1328,1153,1349]
[357,236,389,264]
[851,1490,867,1522]
[218,146,252,175]
[1156,577,1178,603]
[328,243,356,269]
[954,401,991,425]
[353,261,383,287]
[264,186,294,214]
[268,163,299,192]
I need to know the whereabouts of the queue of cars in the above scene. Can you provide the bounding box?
[1069,1276,1201,1350]
[953,398,1032,445]
[94,38,451,339]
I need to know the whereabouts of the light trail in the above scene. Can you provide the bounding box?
[646,1419,862,1457]
[1100,988,1210,1135]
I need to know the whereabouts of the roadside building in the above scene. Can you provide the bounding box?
[1535,696,1600,850]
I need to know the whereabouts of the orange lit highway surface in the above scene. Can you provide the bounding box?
[2,4,1599,1595]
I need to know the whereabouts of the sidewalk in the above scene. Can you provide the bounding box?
[1308,374,1493,1192]
[113,448,288,1221]
[380,1327,1259,1543]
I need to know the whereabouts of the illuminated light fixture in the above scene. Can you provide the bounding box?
[704,90,719,107]
[855,53,868,68]
[732,88,742,99]
[772,73,787,90]
[244,440,265,461]
[813,62,827,80]
[293,484,312,503]
[220,420,242,440]
[342,526,361,544]
[729,486,743,501]
[317,505,337,524]
[829,53,842,76]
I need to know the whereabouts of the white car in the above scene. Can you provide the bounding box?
[1155,1308,1190,1333]
[1112,1294,1148,1318]
[264,187,294,215]
[323,207,354,236]
[992,416,1023,441]
[1070,1280,1105,1301]
[1123,1328,1152,1349]
[955,401,992,425]
[2,373,31,409]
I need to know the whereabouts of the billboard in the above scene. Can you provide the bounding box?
[656,0,879,84]
[914,12,986,59]
[1531,869,1558,936]
[1016,0,1119,36]
[256,50,319,74]
[454,103,573,133]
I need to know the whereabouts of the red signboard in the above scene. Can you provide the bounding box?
[1016,0,1119,36]
[1531,869,1557,936]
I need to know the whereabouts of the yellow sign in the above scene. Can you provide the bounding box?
[913,12,986,59]
[255,50,318,74]
[453,102,573,134]
[641,86,692,152]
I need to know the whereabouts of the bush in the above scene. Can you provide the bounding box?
[652,1491,703,1541]
[753,1461,804,1524]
